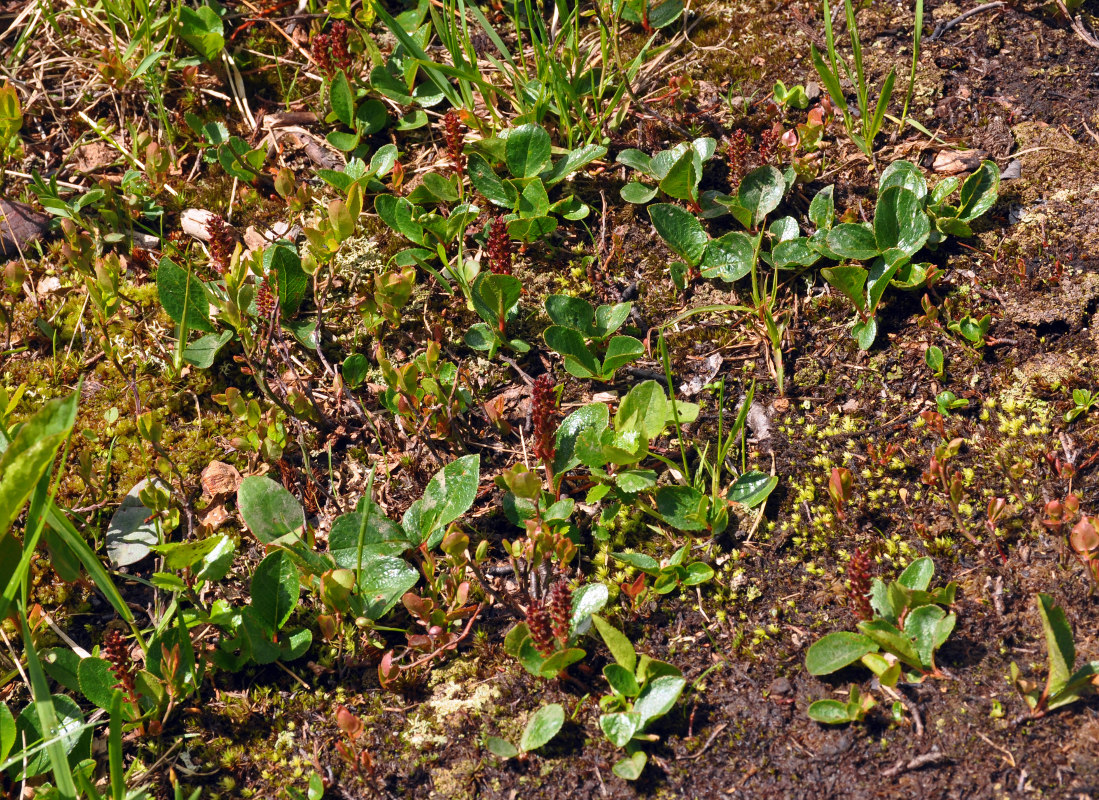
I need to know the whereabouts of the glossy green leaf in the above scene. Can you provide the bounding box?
[14,693,88,779]
[728,471,778,508]
[183,330,233,368]
[807,698,856,724]
[505,124,552,178]
[518,178,550,218]
[0,389,77,538]
[250,551,300,633]
[506,215,556,242]
[486,736,519,759]
[825,224,879,261]
[1037,592,1075,694]
[604,663,641,697]
[601,711,641,748]
[519,703,564,752]
[898,557,934,591]
[858,619,922,670]
[659,150,700,202]
[401,454,480,547]
[593,615,636,673]
[701,231,756,282]
[634,675,686,729]
[156,256,214,334]
[330,70,354,127]
[820,265,868,312]
[329,498,411,567]
[738,166,785,228]
[342,353,369,388]
[601,336,644,378]
[649,203,708,267]
[264,244,309,317]
[615,380,668,439]
[611,552,661,573]
[958,160,1000,221]
[809,184,835,230]
[569,582,608,640]
[542,144,606,186]
[612,750,647,780]
[105,479,162,567]
[904,604,946,669]
[654,485,708,531]
[179,4,224,61]
[621,182,658,204]
[874,187,929,258]
[616,148,652,172]
[0,701,14,764]
[878,160,927,200]
[237,476,305,543]
[467,152,517,208]
[545,294,596,335]
[554,403,609,476]
[683,561,714,586]
[805,631,877,675]
[357,553,419,620]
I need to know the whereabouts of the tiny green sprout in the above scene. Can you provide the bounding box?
[610,546,714,595]
[924,345,944,378]
[936,391,969,415]
[484,703,566,760]
[772,80,810,110]
[1064,388,1099,424]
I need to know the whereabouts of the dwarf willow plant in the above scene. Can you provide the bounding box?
[594,615,686,781]
[542,294,643,381]
[805,557,957,686]
[617,137,718,208]
[467,123,605,241]
[819,160,1000,348]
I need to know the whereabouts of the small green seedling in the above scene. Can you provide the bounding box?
[924,345,944,378]
[1011,593,1099,718]
[772,80,809,110]
[807,684,877,725]
[465,272,530,358]
[485,703,565,759]
[1064,389,1099,424]
[936,391,968,415]
[946,312,991,348]
[805,557,957,685]
[326,68,389,154]
[593,615,686,781]
[611,546,714,595]
[617,137,718,207]
[542,295,643,381]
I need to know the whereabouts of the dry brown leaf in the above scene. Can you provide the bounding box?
[201,460,242,501]
[932,149,986,175]
[198,502,232,532]
[69,141,119,174]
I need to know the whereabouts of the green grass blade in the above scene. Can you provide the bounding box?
[868,68,896,146]
[901,0,923,127]
[21,611,78,798]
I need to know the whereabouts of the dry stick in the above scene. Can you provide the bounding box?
[881,748,949,778]
[1057,0,1099,49]
[929,2,1004,41]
